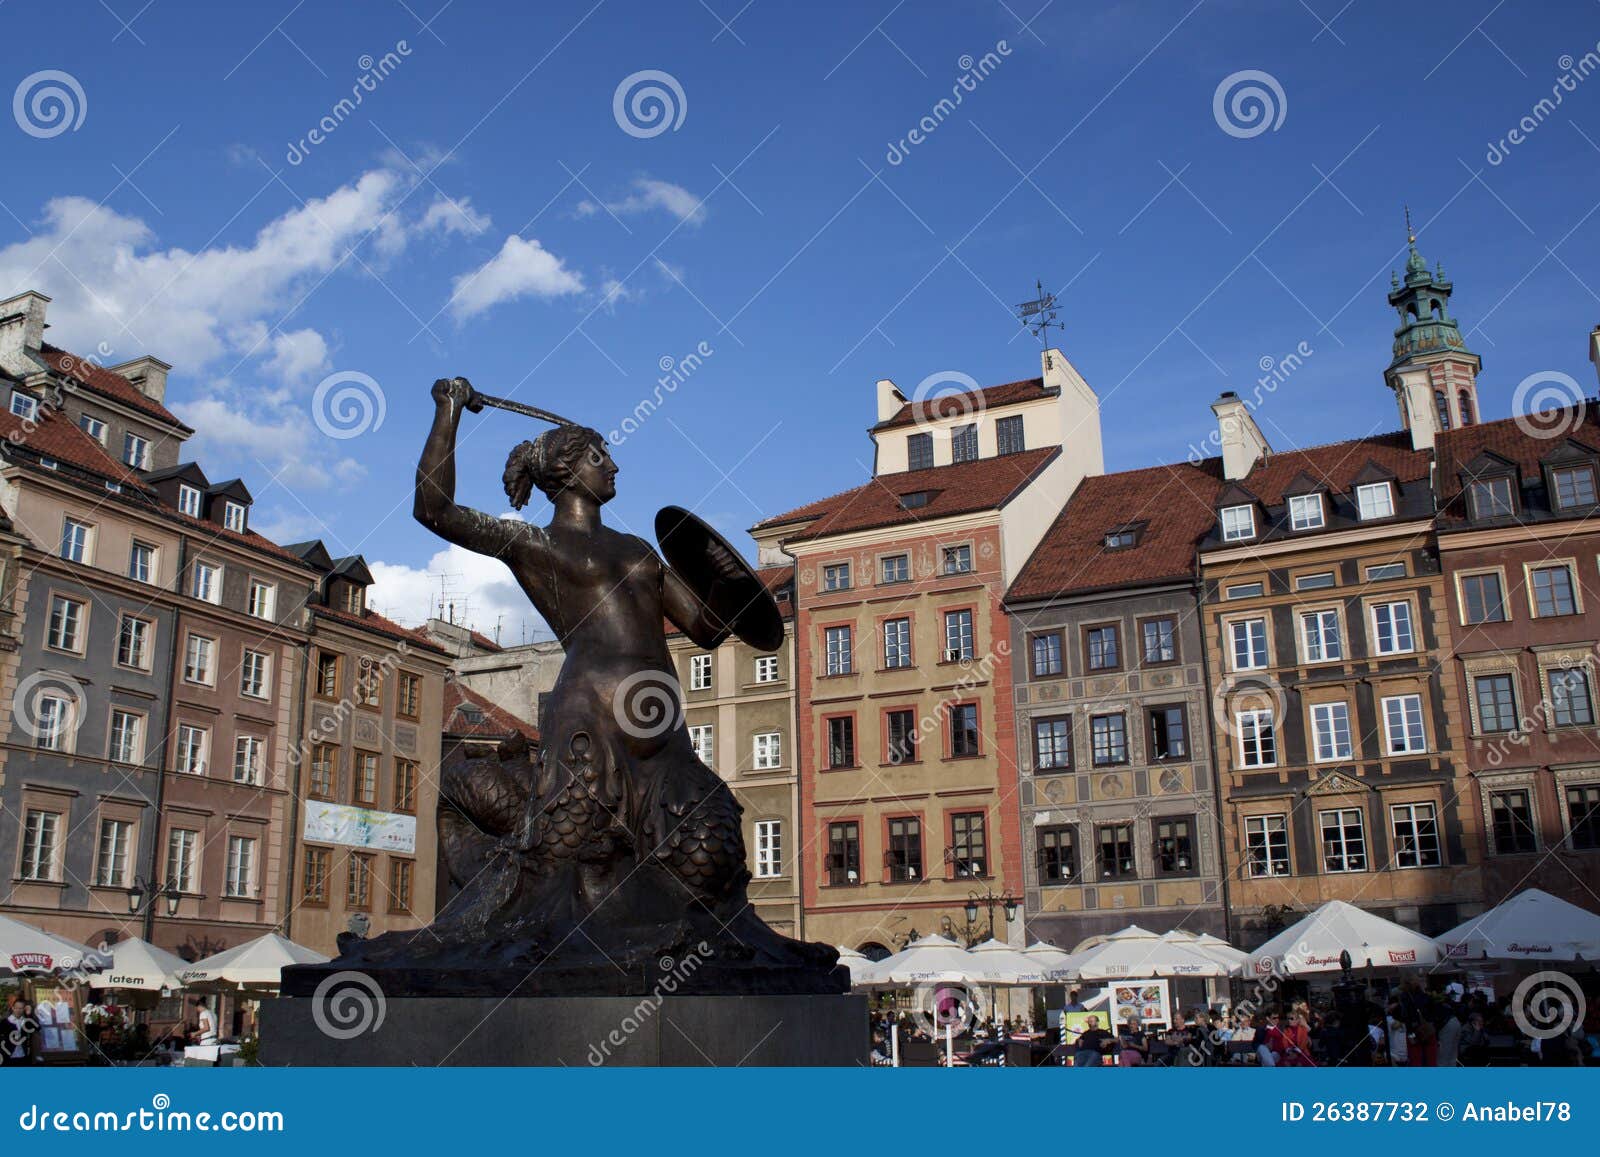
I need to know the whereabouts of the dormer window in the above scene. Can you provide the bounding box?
[1288,494,1324,531]
[1552,464,1598,509]
[907,432,933,471]
[178,484,201,518]
[995,414,1025,456]
[1105,528,1138,550]
[223,501,247,532]
[900,491,932,509]
[1468,476,1516,520]
[345,584,365,614]
[1221,505,1256,542]
[123,432,151,470]
[9,391,37,421]
[951,423,978,463]
[79,414,106,444]
[1355,482,1395,520]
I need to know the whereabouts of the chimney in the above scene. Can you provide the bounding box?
[108,355,172,404]
[876,377,906,424]
[1387,365,1442,452]
[1211,391,1270,481]
[0,291,50,377]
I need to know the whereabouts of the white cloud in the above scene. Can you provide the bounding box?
[419,195,491,237]
[174,394,367,490]
[577,177,706,227]
[448,235,585,320]
[263,328,329,385]
[368,515,551,643]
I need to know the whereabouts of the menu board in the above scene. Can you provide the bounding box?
[1109,980,1171,1030]
[31,987,79,1054]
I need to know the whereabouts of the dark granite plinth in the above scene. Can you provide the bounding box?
[260,993,869,1067]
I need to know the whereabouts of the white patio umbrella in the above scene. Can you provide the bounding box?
[1023,941,1081,980]
[1436,888,1600,962]
[866,933,974,986]
[967,938,1049,984]
[1162,929,1246,974]
[1072,927,1232,980]
[0,913,93,976]
[1244,899,1441,977]
[177,932,328,988]
[836,945,881,987]
[82,937,189,992]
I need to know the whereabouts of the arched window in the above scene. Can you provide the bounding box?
[1434,389,1451,430]
[859,941,892,962]
[1431,299,1444,319]
[1406,302,1420,322]
[1458,389,1475,426]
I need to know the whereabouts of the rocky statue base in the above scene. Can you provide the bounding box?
[259,992,868,1067]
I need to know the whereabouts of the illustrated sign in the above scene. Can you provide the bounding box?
[1109,980,1171,1029]
[302,800,417,853]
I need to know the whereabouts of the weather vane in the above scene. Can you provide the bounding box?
[1015,278,1064,344]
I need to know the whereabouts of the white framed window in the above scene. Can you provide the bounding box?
[754,819,783,878]
[1365,562,1406,581]
[1299,609,1342,662]
[1355,482,1394,520]
[1381,693,1427,754]
[192,560,221,604]
[689,724,714,768]
[129,541,156,584]
[754,654,779,683]
[95,817,133,886]
[166,828,198,892]
[247,579,276,621]
[20,810,61,881]
[223,501,246,532]
[1311,702,1353,761]
[9,391,38,420]
[1221,504,1255,541]
[109,709,143,764]
[177,483,202,517]
[824,625,852,675]
[1237,709,1277,767]
[79,414,106,444]
[1226,582,1264,600]
[34,694,74,751]
[1391,802,1442,869]
[1288,493,1324,530]
[1244,814,1290,877]
[183,634,215,685]
[59,517,92,564]
[1229,618,1268,671]
[1371,601,1415,655]
[753,731,782,770]
[46,594,85,652]
[823,562,851,590]
[175,724,209,775]
[1319,808,1367,872]
[689,653,713,691]
[240,649,271,699]
[1295,571,1335,591]
[116,614,151,670]
[234,735,265,785]
[123,431,151,470]
[224,834,256,897]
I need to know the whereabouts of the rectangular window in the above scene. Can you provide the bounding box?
[1382,694,1427,754]
[827,716,854,768]
[1090,712,1127,765]
[394,758,418,813]
[1371,601,1415,654]
[1085,624,1119,671]
[116,614,151,669]
[951,423,978,463]
[1226,582,1264,600]
[1552,465,1598,509]
[822,562,851,592]
[95,818,132,887]
[689,653,713,690]
[225,835,256,897]
[1288,494,1324,530]
[753,731,783,770]
[234,736,265,785]
[389,859,414,913]
[356,660,382,707]
[1300,609,1342,662]
[350,752,379,805]
[192,560,221,604]
[1391,802,1441,869]
[46,594,85,652]
[34,695,72,752]
[1033,827,1073,884]
[247,580,276,620]
[1311,702,1353,761]
[20,811,60,881]
[1550,668,1595,727]
[1030,632,1063,677]
[949,703,980,757]
[1097,823,1136,879]
[944,609,974,661]
[223,501,246,532]
[302,847,330,905]
[1033,716,1072,770]
[754,655,780,683]
[60,517,91,563]
[1147,705,1187,760]
[175,725,209,775]
[880,554,909,584]
[950,811,987,877]
[166,828,198,893]
[1319,808,1367,872]
[885,709,917,765]
[827,821,861,886]
[109,709,142,764]
[240,649,270,699]
[906,432,933,471]
[886,817,922,882]
[1221,505,1255,541]
[128,541,156,583]
[315,650,340,698]
[942,544,973,574]
[183,634,214,684]
[1245,814,1290,877]
[754,820,782,878]
[883,617,912,669]
[1229,618,1268,670]
[1365,562,1407,581]
[690,724,715,769]
[1296,571,1336,591]
[824,626,852,675]
[397,672,421,719]
[9,390,37,420]
[178,484,202,517]
[1531,564,1577,616]
[347,854,374,910]
[1468,476,1515,519]
[80,414,106,443]
[1473,674,1518,733]
[1141,617,1176,664]
[995,414,1026,455]
[1356,482,1395,520]
[123,431,150,470]
[309,743,337,800]
[1154,817,1195,875]
[1566,783,1600,850]
[1237,710,1277,768]
[1489,789,1537,855]
[1460,572,1507,624]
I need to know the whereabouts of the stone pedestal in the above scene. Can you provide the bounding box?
[259,993,868,1067]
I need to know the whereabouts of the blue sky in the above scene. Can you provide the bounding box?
[4,0,1599,641]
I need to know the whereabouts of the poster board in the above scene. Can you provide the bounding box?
[1109,980,1171,1030]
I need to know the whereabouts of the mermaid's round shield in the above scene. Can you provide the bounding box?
[655,505,785,653]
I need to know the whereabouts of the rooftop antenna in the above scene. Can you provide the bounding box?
[1015,278,1064,345]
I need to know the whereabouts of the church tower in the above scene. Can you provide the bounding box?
[1385,209,1481,451]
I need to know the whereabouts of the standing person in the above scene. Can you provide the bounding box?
[1064,989,1086,1012]
[3,997,31,1066]
[1384,1004,1409,1066]
[1073,1015,1112,1067]
[1436,1006,1463,1067]
[190,996,218,1046]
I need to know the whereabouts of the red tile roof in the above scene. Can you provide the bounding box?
[40,345,189,430]
[756,447,1058,542]
[1008,459,1226,601]
[313,604,451,656]
[1229,430,1432,506]
[0,407,150,487]
[873,377,1053,430]
[467,628,503,653]
[1434,404,1600,509]
[443,680,539,741]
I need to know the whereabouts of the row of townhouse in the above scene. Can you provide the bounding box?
[742,230,1600,956]
[0,290,459,967]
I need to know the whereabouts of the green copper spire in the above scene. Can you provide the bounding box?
[1387,206,1471,369]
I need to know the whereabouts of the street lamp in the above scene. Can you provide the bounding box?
[127,876,181,918]
[962,889,1019,942]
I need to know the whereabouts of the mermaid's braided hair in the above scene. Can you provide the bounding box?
[502,424,606,509]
